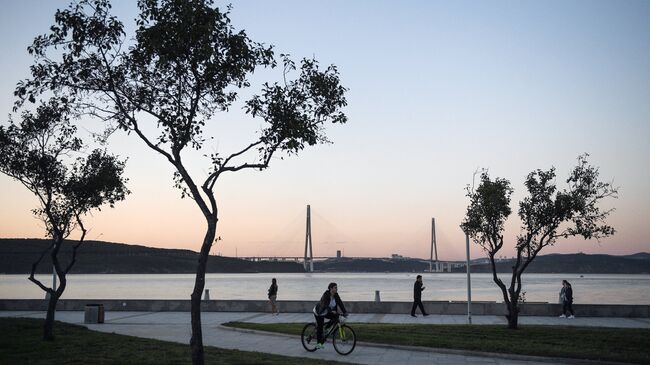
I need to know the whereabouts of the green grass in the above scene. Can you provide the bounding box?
[0,318,348,365]
[225,321,650,364]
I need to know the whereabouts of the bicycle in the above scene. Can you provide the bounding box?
[301,314,357,355]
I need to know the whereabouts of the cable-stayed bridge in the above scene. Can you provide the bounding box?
[237,205,462,272]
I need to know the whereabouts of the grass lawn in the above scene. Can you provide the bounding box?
[0,318,348,365]
[225,321,650,364]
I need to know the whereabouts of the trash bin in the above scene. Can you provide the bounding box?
[84,304,105,324]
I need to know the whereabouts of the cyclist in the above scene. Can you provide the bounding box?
[313,282,347,349]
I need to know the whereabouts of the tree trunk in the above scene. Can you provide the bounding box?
[43,238,67,341]
[190,219,216,365]
[190,289,203,365]
[43,293,58,340]
[506,301,519,329]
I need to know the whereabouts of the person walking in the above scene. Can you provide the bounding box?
[411,275,428,317]
[559,280,575,318]
[313,282,348,349]
[268,278,278,315]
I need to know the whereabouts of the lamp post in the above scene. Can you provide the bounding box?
[465,231,472,324]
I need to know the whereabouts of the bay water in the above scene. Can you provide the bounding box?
[1,273,649,304]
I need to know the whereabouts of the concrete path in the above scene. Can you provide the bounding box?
[3,311,647,364]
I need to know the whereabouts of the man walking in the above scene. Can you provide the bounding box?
[411,275,428,317]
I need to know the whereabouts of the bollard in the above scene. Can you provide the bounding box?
[374,290,381,303]
[204,289,210,301]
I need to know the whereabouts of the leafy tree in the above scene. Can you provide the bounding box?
[15,1,347,362]
[461,155,617,329]
[0,98,129,340]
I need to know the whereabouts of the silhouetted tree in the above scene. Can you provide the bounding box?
[15,1,347,362]
[461,155,617,329]
[0,98,129,340]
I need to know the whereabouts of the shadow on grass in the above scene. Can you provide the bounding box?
[0,318,348,365]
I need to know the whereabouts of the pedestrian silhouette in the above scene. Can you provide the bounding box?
[411,275,428,317]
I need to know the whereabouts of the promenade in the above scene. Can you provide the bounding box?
[2,310,648,365]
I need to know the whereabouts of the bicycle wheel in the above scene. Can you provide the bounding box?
[332,324,356,355]
[301,323,318,352]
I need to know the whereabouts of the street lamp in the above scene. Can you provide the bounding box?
[464,230,472,324]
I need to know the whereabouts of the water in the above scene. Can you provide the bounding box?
[1,273,649,304]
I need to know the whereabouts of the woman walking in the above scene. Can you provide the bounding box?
[268,278,279,315]
[559,280,575,318]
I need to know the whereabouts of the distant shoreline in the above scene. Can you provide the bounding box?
[1,238,649,275]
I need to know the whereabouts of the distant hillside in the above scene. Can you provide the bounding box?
[462,253,650,274]
[315,257,430,272]
[0,239,304,274]
[315,252,650,274]
[1,238,648,274]
[624,252,650,260]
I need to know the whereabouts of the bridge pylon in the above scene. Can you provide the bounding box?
[430,217,440,272]
[304,205,314,272]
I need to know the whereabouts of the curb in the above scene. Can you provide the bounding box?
[218,324,631,365]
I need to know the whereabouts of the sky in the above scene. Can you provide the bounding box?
[0,1,648,261]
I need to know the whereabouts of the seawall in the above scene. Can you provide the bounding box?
[1,299,648,317]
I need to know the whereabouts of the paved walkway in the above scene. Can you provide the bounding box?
[3,311,647,364]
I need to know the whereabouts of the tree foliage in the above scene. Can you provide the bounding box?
[1,99,129,241]
[461,155,617,329]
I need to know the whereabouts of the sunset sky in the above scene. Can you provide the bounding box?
[0,1,648,261]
